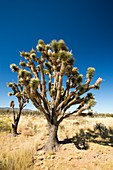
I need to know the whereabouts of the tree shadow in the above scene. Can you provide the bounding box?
[59,122,113,150]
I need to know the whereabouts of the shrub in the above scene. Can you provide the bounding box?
[0,120,11,132]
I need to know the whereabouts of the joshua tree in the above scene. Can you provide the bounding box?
[10,39,102,150]
[7,82,29,136]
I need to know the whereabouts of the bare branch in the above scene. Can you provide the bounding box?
[40,63,46,97]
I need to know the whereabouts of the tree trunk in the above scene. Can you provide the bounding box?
[12,122,18,136]
[44,123,59,151]
[12,107,22,136]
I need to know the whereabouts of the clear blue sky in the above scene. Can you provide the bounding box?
[0,0,113,113]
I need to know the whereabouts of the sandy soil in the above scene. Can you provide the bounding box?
[1,115,113,170]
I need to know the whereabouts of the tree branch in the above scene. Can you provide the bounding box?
[58,102,90,124]
[55,62,65,106]
[40,63,46,98]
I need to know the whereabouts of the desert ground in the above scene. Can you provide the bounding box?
[0,113,113,170]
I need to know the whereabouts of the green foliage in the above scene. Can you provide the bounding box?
[8,92,13,96]
[87,93,94,99]
[77,74,83,84]
[65,65,73,76]
[7,83,13,87]
[72,67,78,75]
[30,48,36,60]
[30,48,36,54]
[83,93,96,107]
[51,39,68,52]
[19,61,26,67]
[51,40,58,52]
[58,39,68,51]
[18,70,32,84]
[88,99,96,107]
[86,67,95,79]
[58,51,72,61]
[66,55,74,65]
[10,64,19,72]
[20,51,27,57]
[36,39,45,52]
[50,88,56,97]
[45,44,50,51]
[18,69,31,79]
[20,51,30,60]
[30,78,40,89]
[38,39,45,45]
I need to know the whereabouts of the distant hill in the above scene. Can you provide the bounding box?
[0,107,12,111]
[0,107,33,112]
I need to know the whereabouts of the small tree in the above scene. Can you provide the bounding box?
[7,82,29,136]
[10,39,102,150]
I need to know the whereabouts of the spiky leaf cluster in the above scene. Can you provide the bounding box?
[86,67,95,79]
[30,78,40,89]
[10,64,19,72]
[51,39,68,52]
[51,40,58,52]
[50,88,56,97]
[58,39,68,51]
[8,92,13,96]
[18,69,31,79]
[7,82,13,87]
[18,69,32,84]
[70,68,83,87]
[77,74,83,84]
[36,39,45,52]
[30,48,36,60]
[7,82,29,107]
[20,51,30,60]
[19,61,26,67]
[88,99,96,107]
[95,77,102,86]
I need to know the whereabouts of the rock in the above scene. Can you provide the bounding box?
[93,154,99,158]
[38,156,44,161]
[51,155,55,159]
[38,150,45,155]
[68,157,73,161]
[46,154,55,159]
[46,155,51,159]
[63,147,67,150]
[35,162,41,166]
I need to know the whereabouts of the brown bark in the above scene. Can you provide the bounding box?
[12,107,22,136]
[12,122,18,136]
[44,123,59,152]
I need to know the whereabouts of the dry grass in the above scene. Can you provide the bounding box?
[0,142,35,170]
[0,115,12,133]
[0,133,41,170]
[0,115,47,170]
[0,114,113,170]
